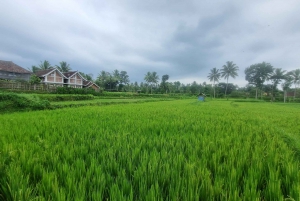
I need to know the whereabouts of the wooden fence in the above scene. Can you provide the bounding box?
[0,82,59,91]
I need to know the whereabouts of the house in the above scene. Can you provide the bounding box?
[0,60,31,81]
[35,68,100,91]
[63,71,85,88]
[35,68,66,87]
[83,80,100,91]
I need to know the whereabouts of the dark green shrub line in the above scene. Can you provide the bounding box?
[39,94,94,102]
[0,93,50,113]
[0,93,175,113]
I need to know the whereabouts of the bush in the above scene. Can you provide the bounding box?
[38,94,94,102]
[0,93,51,112]
[55,87,102,96]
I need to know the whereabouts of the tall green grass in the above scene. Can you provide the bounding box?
[0,100,299,200]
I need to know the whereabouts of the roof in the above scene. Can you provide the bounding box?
[35,68,55,77]
[83,80,100,88]
[83,80,92,86]
[63,71,77,78]
[63,71,86,80]
[0,60,31,74]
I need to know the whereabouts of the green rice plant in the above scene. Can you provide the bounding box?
[0,100,300,200]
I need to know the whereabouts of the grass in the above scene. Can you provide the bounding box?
[0,100,299,200]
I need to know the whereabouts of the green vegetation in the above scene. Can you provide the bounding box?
[0,100,300,200]
[0,93,50,112]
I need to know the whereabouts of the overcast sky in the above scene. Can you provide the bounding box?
[1,0,300,86]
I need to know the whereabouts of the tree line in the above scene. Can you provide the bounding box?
[207,61,300,101]
[28,60,300,101]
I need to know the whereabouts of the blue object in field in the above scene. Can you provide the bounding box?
[198,96,205,101]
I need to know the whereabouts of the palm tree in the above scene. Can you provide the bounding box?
[269,68,286,101]
[39,60,52,70]
[207,68,221,98]
[221,61,239,98]
[281,75,293,103]
[144,72,152,93]
[144,72,159,94]
[56,61,71,72]
[287,69,300,100]
[28,65,41,73]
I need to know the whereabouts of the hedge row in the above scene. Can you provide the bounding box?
[38,94,94,102]
[0,93,50,112]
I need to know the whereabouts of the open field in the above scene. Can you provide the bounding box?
[1,100,300,200]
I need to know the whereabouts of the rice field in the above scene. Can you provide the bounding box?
[0,100,300,200]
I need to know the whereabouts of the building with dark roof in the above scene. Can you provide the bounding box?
[0,60,32,81]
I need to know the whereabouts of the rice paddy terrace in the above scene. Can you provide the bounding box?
[1,99,300,200]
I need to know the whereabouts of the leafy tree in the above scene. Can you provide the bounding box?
[287,69,300,99]
[119,71,130,91]
[190,81,199,94]
[245,62,274,99]
[29,75,41,84]
[221,61,239,98]
[133,81,139,92]
[79,72,93,81]
[269,68,286,101]
[39,60,52,70]
[29,74,41,90]
[174,81,181,93]
[96,71,110,89]
[160,74,169,93]
[56,61,71,72]
[207,67,221,98]
[218,82,237,97]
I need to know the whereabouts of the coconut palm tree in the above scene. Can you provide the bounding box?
[56,61,71,72]
[39,60,52,70]
[269,68,286,101]
[144,72,152,93]
[28,65,41,73]
[144,71,159,94]
[287,69,300,100]
[207,68,221,98]
[281,75,293,103]
[221,61,239,98]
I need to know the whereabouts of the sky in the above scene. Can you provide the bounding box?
[1,0,300,87]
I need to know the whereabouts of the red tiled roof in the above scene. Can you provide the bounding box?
[0,60,31,74]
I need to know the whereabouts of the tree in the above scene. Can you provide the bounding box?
[160,74,169,93]
[269,68,286,101]
[287,69,300,100]
[221,61,239,98]
[144,72,159,94]
[28,65,41,73]
[119,71,130,91]
[244,62,274,99]
[80,72,93,81]
[218,82,237,97]
[174,81,181,93]
[29,74,41,90]
[190,81,199,94]
[56,61,71,72]
[39,60,52,70]
[207,67,221,98]
[282,75,293,103]
[96,71,110,89]
[29,75,41,84]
